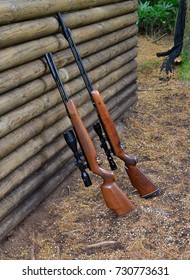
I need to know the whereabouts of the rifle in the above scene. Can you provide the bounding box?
[56,12,159,198]
[44,52,135,216]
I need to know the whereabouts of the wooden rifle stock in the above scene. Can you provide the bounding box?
[67,99,135,215]
[91,90,159,198]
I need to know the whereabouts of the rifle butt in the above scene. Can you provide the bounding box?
[90,91,159,198]
[101,182,135,216]
[125,164,159,198]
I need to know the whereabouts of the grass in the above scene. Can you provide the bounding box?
[178,53,190,81]
[138,59,161,69]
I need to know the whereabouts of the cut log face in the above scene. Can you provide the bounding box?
[0,0,138,240]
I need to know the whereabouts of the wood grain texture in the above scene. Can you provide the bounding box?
[0,36,137,115]
[0,0,125,25]
[0,1,138,48]
[0,24,138,94]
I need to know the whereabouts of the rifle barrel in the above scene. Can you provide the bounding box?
[45,53,69,104]
[57,12,93,95]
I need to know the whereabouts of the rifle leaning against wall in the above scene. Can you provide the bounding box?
[56,12,160,198]
[44,52,135,216]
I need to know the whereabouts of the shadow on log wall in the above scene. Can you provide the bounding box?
[0,0,138,240]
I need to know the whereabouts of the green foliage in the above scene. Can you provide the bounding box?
[139,0,179,6]
[138,0,179,39]
[178,52,190,81]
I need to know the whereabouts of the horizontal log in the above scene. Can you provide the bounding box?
[0,17,59,49]
[0,36,138,116]
[0,71,137,199]
[0,24,138,94]
[0,48,137,138]
[0,104,64,160]
[0,82,137,223]
[0,1,138,48]
[63,1,137,29]
[0,89,61,139]
[0,0,125,25]
[0,13,137,72]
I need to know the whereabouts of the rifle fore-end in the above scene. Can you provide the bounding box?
[66,99,103,175]
[66,100,135,214]
[66,100,119,181]
[91,90,135,162]
[91,90,159,197]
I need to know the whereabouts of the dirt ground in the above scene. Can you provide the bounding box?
[0,36,189,260]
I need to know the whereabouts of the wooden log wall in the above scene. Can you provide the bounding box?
[0,0,138,240]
